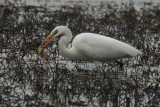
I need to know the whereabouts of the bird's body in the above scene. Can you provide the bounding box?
[40,26,142,67]
[66,33,140,61]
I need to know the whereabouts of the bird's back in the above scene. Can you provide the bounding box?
[72,33,141,62]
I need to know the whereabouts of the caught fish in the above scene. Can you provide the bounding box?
[38,47,53,60]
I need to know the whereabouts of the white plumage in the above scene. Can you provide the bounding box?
[41,26,142,67]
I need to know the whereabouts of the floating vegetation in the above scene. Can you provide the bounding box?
[0,0,160,107]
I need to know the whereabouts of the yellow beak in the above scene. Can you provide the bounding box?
[41,33,56,48]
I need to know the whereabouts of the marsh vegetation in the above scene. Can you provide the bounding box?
[0,0,160,106]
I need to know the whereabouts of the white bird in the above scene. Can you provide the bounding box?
[40,26,142,68]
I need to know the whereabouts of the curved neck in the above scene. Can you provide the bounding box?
[58,29,77,60]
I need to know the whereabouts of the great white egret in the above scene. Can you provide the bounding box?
[40,26,142,68]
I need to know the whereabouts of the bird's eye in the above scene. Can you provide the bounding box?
[53,30,58,34]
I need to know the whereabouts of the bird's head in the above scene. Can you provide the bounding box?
[40,26,66,48]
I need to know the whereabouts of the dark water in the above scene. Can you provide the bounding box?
[0,0,160,106]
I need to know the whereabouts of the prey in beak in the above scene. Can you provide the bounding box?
[38,29,58,60]
[40,29,58,48]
